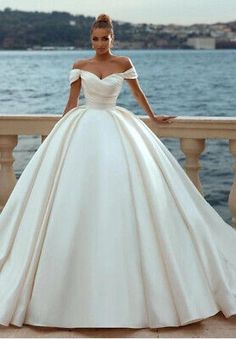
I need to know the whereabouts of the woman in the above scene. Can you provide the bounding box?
[63,15,174,123]
[0,14,236,329]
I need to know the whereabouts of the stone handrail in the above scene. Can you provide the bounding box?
[0,114,236,226]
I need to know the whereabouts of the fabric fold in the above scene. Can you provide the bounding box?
[0,108,87,325]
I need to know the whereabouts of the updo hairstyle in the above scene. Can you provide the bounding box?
[90,14,115,41]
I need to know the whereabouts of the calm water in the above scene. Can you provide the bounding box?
[0,49,236,223]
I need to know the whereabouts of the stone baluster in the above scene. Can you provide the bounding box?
[180,138,205,194]
[228,139,236,228]
[0,135,18,209]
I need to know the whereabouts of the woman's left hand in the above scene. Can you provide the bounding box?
[150,115,177,124]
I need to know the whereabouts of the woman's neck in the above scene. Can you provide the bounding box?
[94,50,114,62]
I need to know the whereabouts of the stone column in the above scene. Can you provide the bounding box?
[180,138,205,194]
[228,139,236,228]
[0,135,18,209]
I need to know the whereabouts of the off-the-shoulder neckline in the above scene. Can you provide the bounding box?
[71,66,134,81]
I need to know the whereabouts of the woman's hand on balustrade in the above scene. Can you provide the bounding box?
[150,114,177,124]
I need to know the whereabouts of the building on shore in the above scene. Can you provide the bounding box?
[186,37,216,49]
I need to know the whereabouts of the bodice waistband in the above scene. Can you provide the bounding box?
[85,100,116,109]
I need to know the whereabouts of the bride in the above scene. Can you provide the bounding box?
[0,13,236,329]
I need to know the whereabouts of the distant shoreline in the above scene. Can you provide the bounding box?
[1,9,236,50]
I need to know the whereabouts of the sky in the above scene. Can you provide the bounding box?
[0,0,235,25]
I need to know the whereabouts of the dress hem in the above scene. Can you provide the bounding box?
[1,309,231,330]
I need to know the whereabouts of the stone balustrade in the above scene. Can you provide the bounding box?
[0,114,236,227]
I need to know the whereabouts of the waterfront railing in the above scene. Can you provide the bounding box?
[0,115,236,227]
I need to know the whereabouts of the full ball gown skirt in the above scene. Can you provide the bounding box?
[0,65,236,329]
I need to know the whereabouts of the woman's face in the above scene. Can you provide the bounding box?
[91,28,113,54]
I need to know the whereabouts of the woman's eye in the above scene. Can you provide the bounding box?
[92,37,108,41]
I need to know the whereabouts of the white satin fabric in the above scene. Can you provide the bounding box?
[0,65,236,329]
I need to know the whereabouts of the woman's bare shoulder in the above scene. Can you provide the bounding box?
[72,58,92,69]
[114,55,134,70]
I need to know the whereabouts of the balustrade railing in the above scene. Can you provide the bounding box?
[0,115,236,227]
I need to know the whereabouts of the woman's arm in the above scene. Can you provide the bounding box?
[121,57,175,123]
[62,61,82,117]
[126,78,175,123]
[62,78,81,116]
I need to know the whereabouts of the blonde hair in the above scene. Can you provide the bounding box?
[90,14,115,40]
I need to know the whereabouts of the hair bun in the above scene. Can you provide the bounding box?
[96,14,112,24]
[91,13,114,39]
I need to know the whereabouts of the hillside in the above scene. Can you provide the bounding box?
[0,8,236,49]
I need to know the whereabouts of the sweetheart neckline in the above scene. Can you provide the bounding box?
[82,70,121,80]
[73,66,133,81]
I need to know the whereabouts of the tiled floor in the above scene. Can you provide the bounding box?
[0,312,236,338]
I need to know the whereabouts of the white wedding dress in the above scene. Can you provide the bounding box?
[0,64,236,329]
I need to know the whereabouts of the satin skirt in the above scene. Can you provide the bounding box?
[0,105,236,328]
